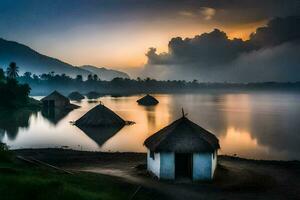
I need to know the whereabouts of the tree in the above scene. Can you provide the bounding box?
[33,74,39,81]
[0,68,5,82]
[76,75,83,82]
[23,72,32,79]
[87,74,93,81]
[0,142,12,161]
[6,62,19,79]
[40,73,50,80]
[50,71,55,77]
[93,74,98,81]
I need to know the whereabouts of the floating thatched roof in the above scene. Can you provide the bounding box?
[68,91,85,100]
[137,94,159,106]
[41,91,69,103]
[144,116,220,153]
[86,91,102,99]
[75,103,125,127]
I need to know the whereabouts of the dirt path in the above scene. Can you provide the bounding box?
[14,149,300,200]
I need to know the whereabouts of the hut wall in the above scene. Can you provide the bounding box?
[55,100,69,107]
[147,150,160,178]
[192,153,212,180]
[160,152,175,179]
[211,150,218,178]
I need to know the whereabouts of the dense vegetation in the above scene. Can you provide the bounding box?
[0,143,12,162]
[0,152,162,200]
[17,70,300,95]
[0,63,37,109]
[1,62,300,96]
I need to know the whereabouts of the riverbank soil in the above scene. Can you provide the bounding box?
[0,158,165,200]
[15,149,300,200]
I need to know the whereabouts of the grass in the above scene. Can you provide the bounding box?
[0,160,161,200]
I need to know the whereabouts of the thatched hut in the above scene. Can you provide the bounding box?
[41,91,79,110]
[68,91,84,101]
[137,94,159,106]
[75,103,125,127]
[86,91,102,99]
[144,114,220,181]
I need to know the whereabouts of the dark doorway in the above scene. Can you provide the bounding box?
[49,100,55,108]
[175,153,192,179]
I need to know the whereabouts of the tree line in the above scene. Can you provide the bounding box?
[1,62,300,96]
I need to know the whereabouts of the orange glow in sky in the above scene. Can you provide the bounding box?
[225,20,268,40]
[31,19,267,69]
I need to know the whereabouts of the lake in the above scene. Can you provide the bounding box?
[1,92,300,160]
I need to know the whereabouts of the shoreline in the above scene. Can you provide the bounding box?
[13,148,300,163]
[30,87,300,97]
[13,148,300,199]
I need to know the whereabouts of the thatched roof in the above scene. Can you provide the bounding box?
[137,94,159,106]
[144,116,220,153]
[75,103,125,127]
[68,91,85,100]
[86,91,102,99]
[41,91,69,102]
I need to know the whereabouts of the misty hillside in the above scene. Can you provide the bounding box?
[0,38,130,80]
[80,65,130,80]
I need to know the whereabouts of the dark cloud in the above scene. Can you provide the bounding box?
[147,29,249,66]
[144,16,300,82]
[203,0,300,24]
[250,16,300,48]
[231,42,300,82]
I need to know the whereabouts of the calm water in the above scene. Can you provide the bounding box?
[1,92,300,160]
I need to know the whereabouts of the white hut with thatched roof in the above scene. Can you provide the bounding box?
[137,94,159,106]
[144,112,220,181]
[75,103,125,127]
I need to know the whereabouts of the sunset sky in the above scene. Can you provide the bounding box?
[0,0,299,69]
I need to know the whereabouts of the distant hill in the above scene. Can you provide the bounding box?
[0,38,130,80]
[80,65,130,80]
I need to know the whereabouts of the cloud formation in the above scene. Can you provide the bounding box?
[199,7,216,20]
[144,16,300,82]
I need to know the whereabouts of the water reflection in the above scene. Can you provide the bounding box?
[220,127,270,159]
[0,110,34,140]
[41,108,72,125]
[77,126,123,147]
[143,106,157,132]
[1,93,300,160]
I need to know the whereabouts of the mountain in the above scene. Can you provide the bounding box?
[0,38,89,77]
[0,38,130,80]
[80,65,130,80]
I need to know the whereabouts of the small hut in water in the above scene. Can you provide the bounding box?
[41,91,79,110]
[86,91,102,99]
[68,91,84,101]
[137,94,159,106]
[144,112,220,181]
[75,103,126,146]
[75,103,125,127]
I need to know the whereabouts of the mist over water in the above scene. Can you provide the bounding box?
[1,92,300,160]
